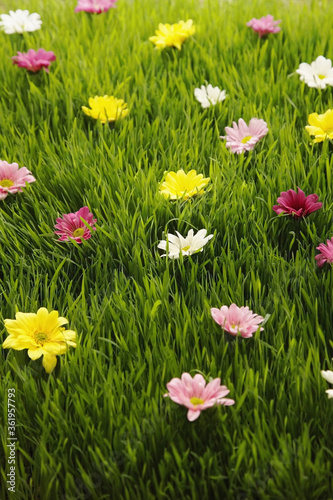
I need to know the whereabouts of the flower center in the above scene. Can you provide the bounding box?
[182,245,191,252]
[241,135,252,144]
[35,332,48,345]
[73,228,85,237]
[317,74,326,80]
[190,397,204,406]
[0,179,14,188]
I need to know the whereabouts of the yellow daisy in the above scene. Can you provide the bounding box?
[149,19,196,51]
[159,169,210,200]
[82,95,128,124]
[2,307,77,373]
[305,109,333,143]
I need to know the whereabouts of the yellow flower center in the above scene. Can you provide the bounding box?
[190,397,204,406]
[0,179,14,188]
[182,245,191,252]
[35,332,49,345]
[73,228,85,237]
[241,136,252,144]
[318,74,326,80]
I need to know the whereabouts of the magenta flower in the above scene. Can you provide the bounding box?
[246,15,281,38]
[12,49,56,73]
[0,160,35,200]
[54,207,97,243]
[164,373,235,422]
[220,118,268,154]
[315,238,333,267]
[211,303,264,338]
[273,188,322,219]
[75,0,117,13]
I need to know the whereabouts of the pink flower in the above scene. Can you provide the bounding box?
[12,49,56,73]
[54,207,97,243]
[75,0,117,13]
[0,160,35,200]
[211,303,264,338]
[315,238,333,267]
[164,373,235,422]
[273,188,322,219]
[246,15,281,37]
[220,118,268,154]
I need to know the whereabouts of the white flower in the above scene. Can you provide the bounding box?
[158,229,214,259]
[194,84,227,108]
[296,56,333,89]
[321,370,333,398]
[0,10,42,34]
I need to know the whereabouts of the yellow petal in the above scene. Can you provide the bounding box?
[28,348,43,360]
[42,355,57,374]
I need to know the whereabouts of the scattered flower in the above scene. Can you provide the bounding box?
[82,95,128,124]
[164,372,235,421]
[321,370,333,398]
[0,160,35,200]
[149,19,195,51]
[158,229,213,259]
[315,237,333,267]
[194,84,227,109]
[273,188,322,219]
[296,56,333,89]
[159,169,210,200]
[12,49,56,73]
[75,0,117,14]
[211,303,265,338]
[221,118,268,154]
[2,308,77,374]
[0,9,42,34]
[305,110,333,143]
[246,15,281,37]
[54,206,97,243]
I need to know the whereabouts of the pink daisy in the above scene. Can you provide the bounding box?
[12,49,56,73]
[74,0,117,13]
[273,188,322,219]
[164,373,235,422]
[315,238,333,267]
[220,118,268,154]
[246,15,281,38]
[0,160,36,200]
[54,207,97,243]
[211,303,265,338]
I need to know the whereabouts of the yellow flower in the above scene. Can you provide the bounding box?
[2,308,77,374]
[149,19,196,51]
[82,95,128,124]
[160,169,210,200]
[305,109,333,143]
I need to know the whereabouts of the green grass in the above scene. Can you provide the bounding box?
[1,0,333,498]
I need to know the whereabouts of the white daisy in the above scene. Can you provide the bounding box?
[158,229,214,259]
[194,84,227,108]
[321,370,333,398]
[296,56,333,89]
[0,9,42,34]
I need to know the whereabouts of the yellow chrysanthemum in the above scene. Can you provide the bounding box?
[305,109,333,143]
[2,307,77,374]
[149,19,196,51]
[82,95,129,124]
[160,169,210,200]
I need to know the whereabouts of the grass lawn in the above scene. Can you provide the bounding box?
[1,0,333,498]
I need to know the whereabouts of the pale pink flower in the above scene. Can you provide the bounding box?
[164,373,235,422]
[315,238,333,267]
[75,0,117,13]
[273,188,322,219]
[0,160,35,200]
[246,15,281,38]
[211,303,264,338]
[220,118,268,154]
[54,207,97,243]
[12,49,56,73]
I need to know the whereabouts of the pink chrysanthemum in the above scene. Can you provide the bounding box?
[12,49,56,73]
[246,15,281,38]
[220,118,268,154]
[164,373,235,422]
[54,207,97,243]
[315,238,333,267]
[211,303,264,338]
[0,160,36,200]
[273,188,322,219]
[74,0,117,13]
